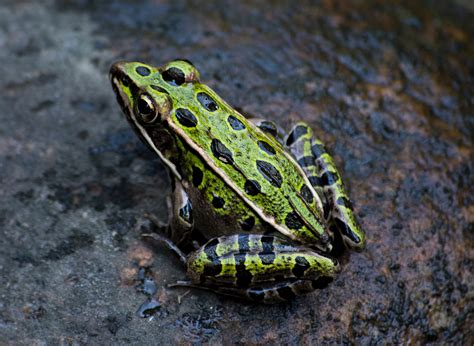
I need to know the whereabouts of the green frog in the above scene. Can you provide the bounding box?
[109,60,365,303]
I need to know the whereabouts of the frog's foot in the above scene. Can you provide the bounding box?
[143,212,168,231]
[142,179,198,265]
[142,232,187,265]
[285,122,366,250]
[142,209,188,264]
[182,234,339,303]
[169,278,332,304]
[168,280,194,287]
[214,278,334,303]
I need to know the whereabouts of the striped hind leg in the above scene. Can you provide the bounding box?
[285,123,366,251]
[175,234,339,303]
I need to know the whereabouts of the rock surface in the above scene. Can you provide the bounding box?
[0,0,472,344]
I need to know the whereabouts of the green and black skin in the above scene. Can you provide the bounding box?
[109,60,365,303]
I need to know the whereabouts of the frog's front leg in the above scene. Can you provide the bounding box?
[164,179,194,246]
[177,234,339,303]
[285,122,366,250]
[143,179,195,261]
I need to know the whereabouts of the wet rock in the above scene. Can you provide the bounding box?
[0,0,472,344]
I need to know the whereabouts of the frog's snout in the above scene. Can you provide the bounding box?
[109,61,127,81]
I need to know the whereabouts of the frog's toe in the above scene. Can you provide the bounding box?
[142,232,188,264]
[213,277,335,304]
[143,212,169,230]
[168,280,193,288]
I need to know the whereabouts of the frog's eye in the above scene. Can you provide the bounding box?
[136,94,158,123]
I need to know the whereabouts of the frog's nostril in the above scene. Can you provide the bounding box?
[109,63,132,88]
[109,61,127,79]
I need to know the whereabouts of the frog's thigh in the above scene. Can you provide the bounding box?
[185,234,339,303]
[285,122,366,250]
[168,179,194,245]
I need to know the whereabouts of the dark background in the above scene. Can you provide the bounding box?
[0,0,472,344]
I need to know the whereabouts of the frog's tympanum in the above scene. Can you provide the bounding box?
[110,60,365,303]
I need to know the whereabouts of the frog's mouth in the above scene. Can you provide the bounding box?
[109,62,145,139]
[109,62,134,118]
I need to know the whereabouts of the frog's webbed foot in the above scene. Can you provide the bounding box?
[213,278,334,304]
[285,122,366,251]
[168,278,331,304]
[168,280,193,287]
[143,212,168,231]
[181,234,339,303]
[142,232,188,264]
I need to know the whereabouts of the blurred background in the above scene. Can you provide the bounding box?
[0,0,472,344]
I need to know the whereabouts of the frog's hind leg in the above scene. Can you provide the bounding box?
[178,234,339,303]
[285,122,366,250]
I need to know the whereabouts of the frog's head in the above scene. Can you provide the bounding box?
[110,60,201,178]
[109,60,201,127]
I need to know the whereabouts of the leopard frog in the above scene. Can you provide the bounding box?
[109,60,365,303]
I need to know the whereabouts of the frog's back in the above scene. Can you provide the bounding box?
[167,81,330,250]
[173,139,271,241]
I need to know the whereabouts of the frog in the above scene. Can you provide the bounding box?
[109,59,365,303]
